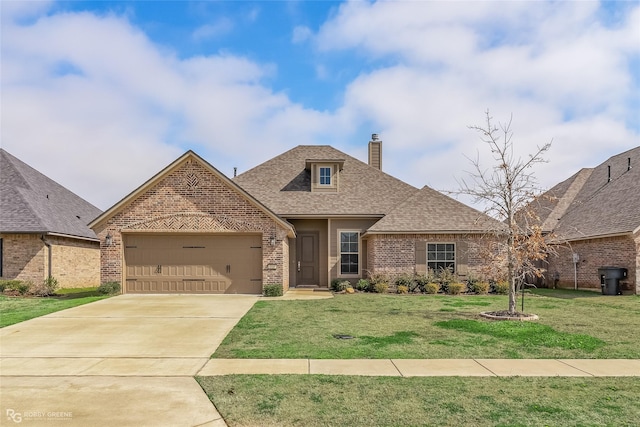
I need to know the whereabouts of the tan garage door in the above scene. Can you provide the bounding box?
[124,234,262,294]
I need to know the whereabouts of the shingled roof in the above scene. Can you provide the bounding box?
[233,145,418,216]
[537,146,640,241]
[366,185,504,234]
[0,149,102,240]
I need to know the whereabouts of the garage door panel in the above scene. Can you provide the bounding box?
[124,234,262,294]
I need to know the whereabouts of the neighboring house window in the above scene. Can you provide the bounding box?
[427,243,455,272]
[339,231,359,275]
[320,167,331,185]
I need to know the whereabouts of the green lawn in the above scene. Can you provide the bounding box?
[212,291,640,359]
[0,287,110,327]
[197,375,640,427]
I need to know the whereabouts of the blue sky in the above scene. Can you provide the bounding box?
[2,0,639,210]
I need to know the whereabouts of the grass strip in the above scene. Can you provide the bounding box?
[197,375,640,427]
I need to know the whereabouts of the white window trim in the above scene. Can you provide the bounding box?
[319,166,332,186]
[338,229,360,277]
[426,242,456,273]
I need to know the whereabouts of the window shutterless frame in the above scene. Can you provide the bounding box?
[319,166,332,185]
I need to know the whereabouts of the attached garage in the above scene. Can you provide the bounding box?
[90,151,294,295]
[124,234,263,294]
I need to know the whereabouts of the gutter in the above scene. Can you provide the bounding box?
[40,234,52,279]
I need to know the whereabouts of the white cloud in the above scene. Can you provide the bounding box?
[292,25,312,44]
[1,6,335,209]
[192,18,234,41]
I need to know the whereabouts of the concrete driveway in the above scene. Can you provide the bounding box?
[0,294,258,426]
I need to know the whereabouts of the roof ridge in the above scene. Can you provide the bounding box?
[541,168,593,232]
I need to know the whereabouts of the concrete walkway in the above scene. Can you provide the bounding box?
[198,358,640,377]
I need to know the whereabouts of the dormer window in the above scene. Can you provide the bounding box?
[319,167,332,185]
[305,159,344,193]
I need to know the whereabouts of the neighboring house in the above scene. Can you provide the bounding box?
[535,146,639,294]
[0,149,102,288]
[91,136,501,294]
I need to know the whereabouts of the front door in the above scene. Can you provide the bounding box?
[296,232,319,286]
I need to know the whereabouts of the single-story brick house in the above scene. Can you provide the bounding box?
[535,146,639,294]
[90,137,503,294]
[0,149,102,288]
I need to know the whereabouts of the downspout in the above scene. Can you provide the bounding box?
[41,234,52,279]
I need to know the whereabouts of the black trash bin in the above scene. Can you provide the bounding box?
[597,267,628,295]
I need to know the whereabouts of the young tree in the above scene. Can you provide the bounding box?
[459,111,552,314]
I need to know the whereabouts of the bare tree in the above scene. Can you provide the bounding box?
[459,110,552,314]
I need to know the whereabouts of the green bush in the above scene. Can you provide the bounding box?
[263,284,283,297]
[330,279,351,292]
[373,282,389,294]
[469,281,490,295]
[447,282,466,295]
[394,273,413,288]
[0,280,23,293]
[30,276,59,297]
[397,285,408,294]
[355,279,370,292]
[425,282,440,294]
[493,281,510,295]
[368,272,391,286]
[97,281,121,295]
[1,280,31,295]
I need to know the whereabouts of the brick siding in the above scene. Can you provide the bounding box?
[93,158,289,291]
[546,235,638,294]
[366,233,489,279]
[0,233,99,288]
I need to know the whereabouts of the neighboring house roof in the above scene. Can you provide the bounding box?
[0,149,102,240]
[366,185,504,234]
[233,145,418,217]
[89,150,295,237]
[537,146,640,241]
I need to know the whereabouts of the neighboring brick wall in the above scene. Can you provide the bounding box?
[0,233,99,288]
[0,233,45,284]
[546,235,637,294]
[93,158,289,291]
[49,236,100,288]
[366,233,489,279]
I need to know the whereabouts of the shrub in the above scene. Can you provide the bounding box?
[355,279,370,292]
[97,281,121,295]
[447,282,466,295]
[469,281,490,295]
[330,279,351,292]
[368,272,391,286]
[394,273,413,288]
[0,280,23,293]
[493,281,510,295]
[397,285,408,294]
[263,284,283,297]
[413,274,430,293]
[30,276,59,297]
[425,282,440,294]
[373,282,389,294]
[2,280,31,295]
[436,268,458,293]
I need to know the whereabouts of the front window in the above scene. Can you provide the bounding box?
[319,167,331,185]
[427,243,455,272]
[340,231,359,275]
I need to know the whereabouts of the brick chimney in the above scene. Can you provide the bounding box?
[368,134,382,170]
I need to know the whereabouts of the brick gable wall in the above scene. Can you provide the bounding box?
[93,159,289,291]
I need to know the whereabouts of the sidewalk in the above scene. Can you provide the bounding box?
[198,358,640,377]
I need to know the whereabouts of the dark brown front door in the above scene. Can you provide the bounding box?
[296,232,319,286]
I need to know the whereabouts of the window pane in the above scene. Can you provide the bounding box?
[446,244,454,252]
[341,242,350,252]
[320,167,331,185]
[427,244,436,251]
